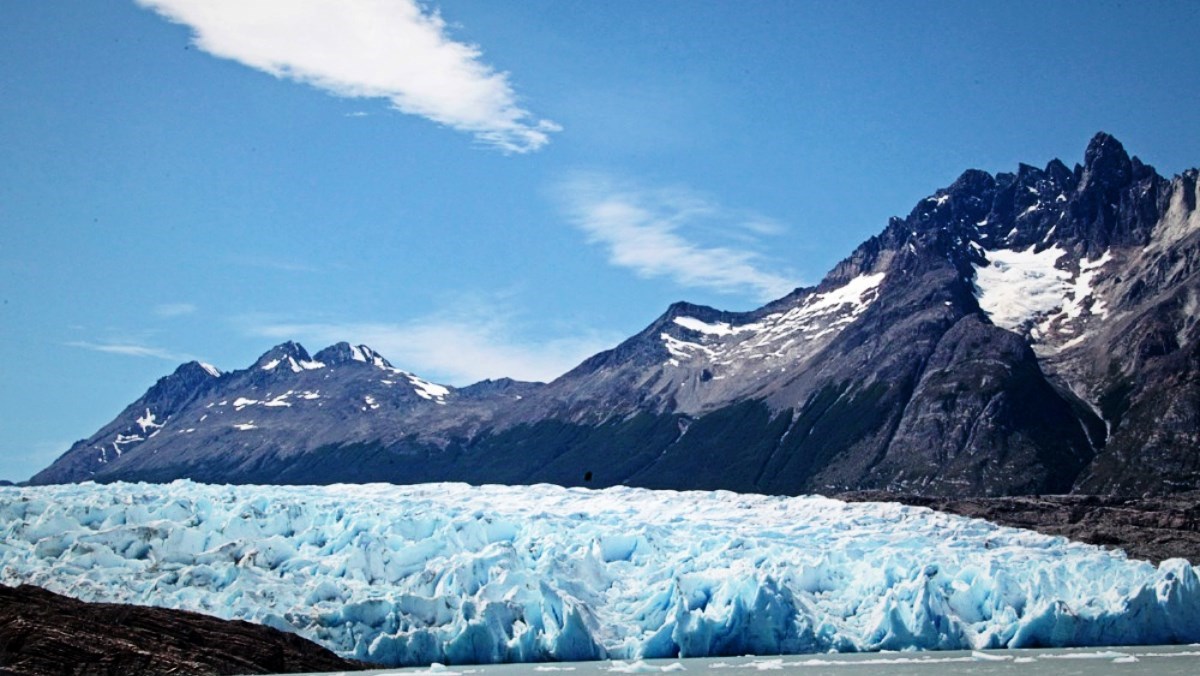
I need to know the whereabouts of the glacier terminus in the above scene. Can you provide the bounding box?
[2,481,1198,667]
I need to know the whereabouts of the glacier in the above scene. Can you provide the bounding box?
[1,481,1199,667]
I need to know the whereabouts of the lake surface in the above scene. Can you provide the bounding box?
[295,645,1200,675]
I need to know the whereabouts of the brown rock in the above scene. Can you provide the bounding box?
[0,584,369,676]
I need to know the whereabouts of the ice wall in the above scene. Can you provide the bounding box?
[1,481,1198,666]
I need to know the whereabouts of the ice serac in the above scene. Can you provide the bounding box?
[28,133,1200,498]
[2,482,1199,667]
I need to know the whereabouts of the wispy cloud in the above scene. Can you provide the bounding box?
[66,341,193,362]
[245,307,619,385]
[153,302,197,318]
[557,174,800,301]
[226,255,322,273]
[137,0,560,153]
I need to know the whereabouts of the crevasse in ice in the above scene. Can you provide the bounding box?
[1,481,1198,666]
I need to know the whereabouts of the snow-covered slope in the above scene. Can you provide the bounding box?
[2,482,1198,667]
[663,272,885,370]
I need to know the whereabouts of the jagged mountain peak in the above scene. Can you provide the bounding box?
[312,342,393,370]
[255,341,312,364]
[145,363,219,403]
[947,168,997,197]
[252,341,329,374]
[1080,131,1133,191]
[661,301,739,327]
[174,360,222,381]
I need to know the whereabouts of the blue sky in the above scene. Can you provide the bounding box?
[2,0,1199,481]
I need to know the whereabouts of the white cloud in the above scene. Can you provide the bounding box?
[558,175,800,301]
[138,0,559,153]
[246,310,620,385]
[153,302,197,318]
[226,254,322,273]
[66,341,193,362]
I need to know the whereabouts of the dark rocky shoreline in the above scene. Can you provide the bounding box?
[838,491,1200,564]
[0,585,368,676]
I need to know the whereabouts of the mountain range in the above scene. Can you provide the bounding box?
[32,133,1200,497]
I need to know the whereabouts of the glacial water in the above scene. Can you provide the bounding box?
[298,646,1200,674]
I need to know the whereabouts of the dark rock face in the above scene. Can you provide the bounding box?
[29,133,1200,499]
[0,584,366,675]
[875,316,1097,496]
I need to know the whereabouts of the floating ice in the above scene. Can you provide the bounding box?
[1,482,1198,668]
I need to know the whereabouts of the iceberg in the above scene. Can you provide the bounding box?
[1,481,1198,667]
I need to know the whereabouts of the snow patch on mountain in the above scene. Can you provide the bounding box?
[661,333,713,367]
[3,481,1196,668]
[973,246,1112,343]
[261,357,325,373]
[408,375,449,404]
[673,317,744,337]
[347,344,394,372]
[232,392,304,409]
[135,409,162,432]
[973,246,1071,331]
[1066,251,1113,320]
[664,272,885,368]
[110,434,142,457]
[262,392,294,407]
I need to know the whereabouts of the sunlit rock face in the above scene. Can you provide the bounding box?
[3,481,1199,666]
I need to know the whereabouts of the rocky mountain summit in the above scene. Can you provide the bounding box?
[32,133,1200,498]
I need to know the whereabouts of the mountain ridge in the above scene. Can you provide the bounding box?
[31,133,1200,497]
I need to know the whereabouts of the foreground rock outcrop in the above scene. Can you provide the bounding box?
[0,584,367,676]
